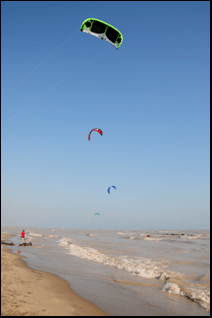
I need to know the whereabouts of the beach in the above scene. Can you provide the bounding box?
[1,233,107,316]
[1,228,210,316]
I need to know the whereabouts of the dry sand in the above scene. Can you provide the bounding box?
[1,233,107,316]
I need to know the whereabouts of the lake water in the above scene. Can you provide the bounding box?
[2,226,210,316]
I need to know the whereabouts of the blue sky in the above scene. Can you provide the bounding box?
[1,1,210,230]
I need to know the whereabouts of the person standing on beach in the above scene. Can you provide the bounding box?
[21,230,25,243]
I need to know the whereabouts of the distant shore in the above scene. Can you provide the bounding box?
[1,233,107,316]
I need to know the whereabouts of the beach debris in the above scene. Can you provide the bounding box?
[1,241,15,246]
[19,242,32,246]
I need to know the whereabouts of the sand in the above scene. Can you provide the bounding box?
[1,233,107,316]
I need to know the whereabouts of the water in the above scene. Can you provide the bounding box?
[2,226,210,316]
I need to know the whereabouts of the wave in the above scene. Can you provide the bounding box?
[29,232,44,237]
[58,236,210,312]
[163,282,210,312]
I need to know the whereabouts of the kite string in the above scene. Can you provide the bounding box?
[3,46,110,128]
[1,30,80,99]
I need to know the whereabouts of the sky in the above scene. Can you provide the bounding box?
[1,1,210,230]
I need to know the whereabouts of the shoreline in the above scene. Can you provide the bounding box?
[1,233,108,316]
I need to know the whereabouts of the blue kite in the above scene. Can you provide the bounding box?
[107,186,116,194]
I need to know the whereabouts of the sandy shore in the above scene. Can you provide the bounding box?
[1,233,107,316]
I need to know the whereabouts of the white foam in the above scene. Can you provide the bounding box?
[29,232,44,237]
[59,237,168,280]
[144,237,164,241]
[163,282,210,312]
[58,237,75,246]
[163,282,181,294]
[182,234,201,239]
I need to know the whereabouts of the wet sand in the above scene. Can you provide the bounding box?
[1,233,107,316]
